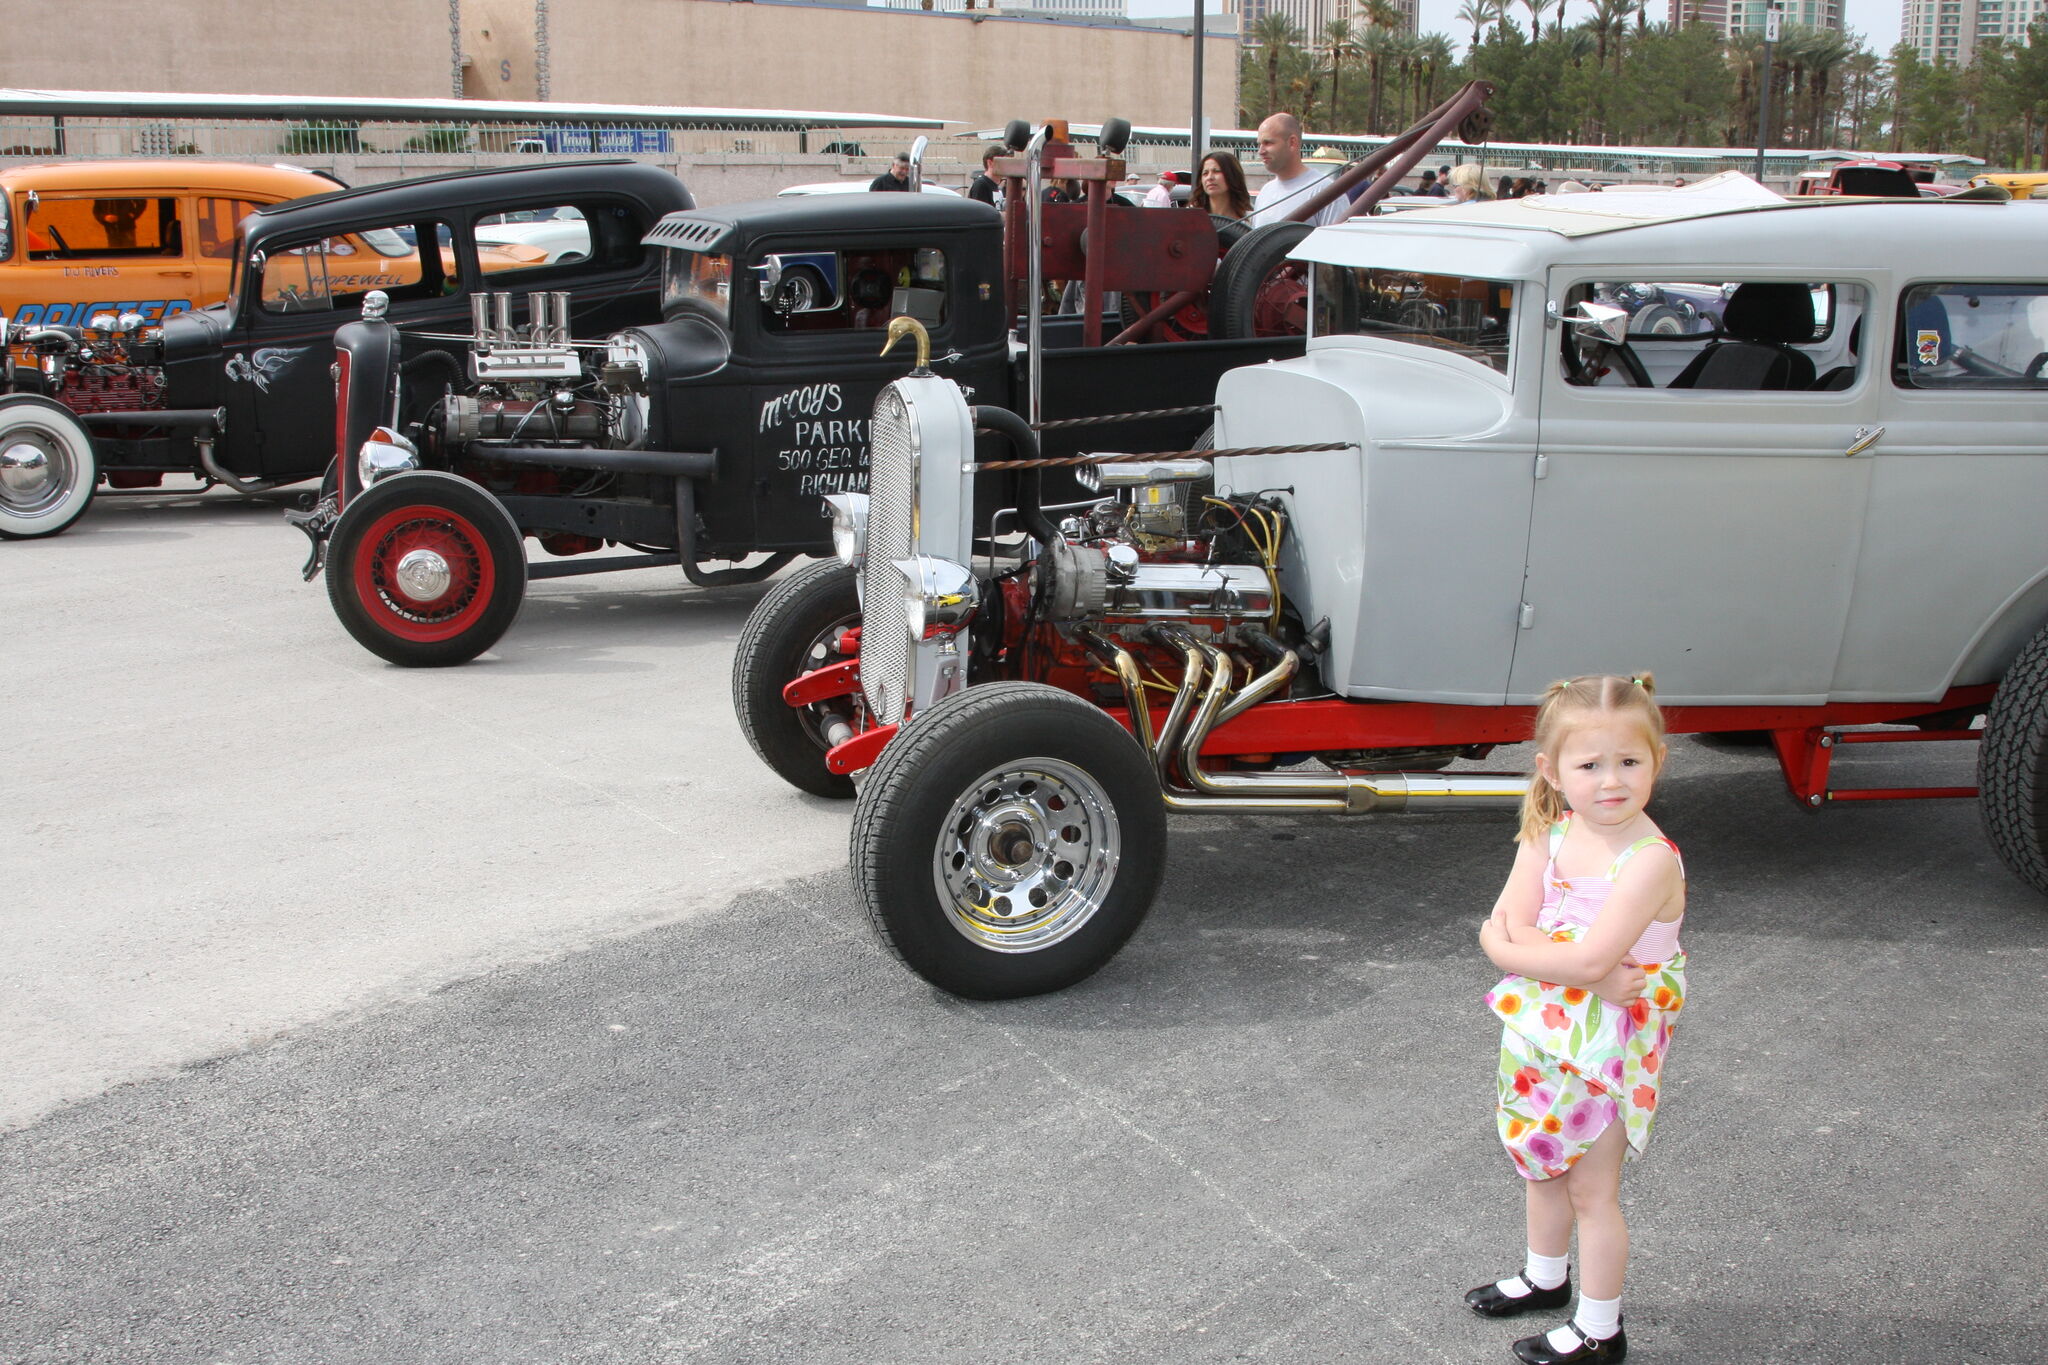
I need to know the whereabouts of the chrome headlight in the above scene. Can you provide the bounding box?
[897,556,979,640]
[357,426,421,487]
[825,491,870,569]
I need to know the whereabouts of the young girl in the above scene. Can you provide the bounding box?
[1470,674,1688,1365]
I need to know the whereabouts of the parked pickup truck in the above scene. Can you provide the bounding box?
[734,175,2048,998]
[0,160,693,539]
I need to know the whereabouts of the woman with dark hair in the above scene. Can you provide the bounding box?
[1196,150,1253,220]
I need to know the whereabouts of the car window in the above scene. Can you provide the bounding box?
[663,249,731,322]
[474,204,592,279]
[259,221,444,314]
[1559,280,1864,392]
[758,246,948,334]
[1893,283,2048,390]
[197,197,265,260]
[1310,265,1515,374]
[26,196,183,259]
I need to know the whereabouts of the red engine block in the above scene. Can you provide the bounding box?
[56,367,167,417]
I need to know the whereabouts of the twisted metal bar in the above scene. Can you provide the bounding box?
[1028,404,1219,431]
[973,442,1354,472]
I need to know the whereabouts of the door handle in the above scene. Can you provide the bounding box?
[1844,425,1884,456]
[161,269,196,278]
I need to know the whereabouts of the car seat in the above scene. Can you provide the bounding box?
[1666,283,1817,390]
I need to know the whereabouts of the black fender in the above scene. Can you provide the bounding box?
[332,316,402,508]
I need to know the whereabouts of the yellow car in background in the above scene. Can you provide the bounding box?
[1968,170,2048,199]
[0,160,342,329]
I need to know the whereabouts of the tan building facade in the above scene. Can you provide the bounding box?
[3,2,1234,142]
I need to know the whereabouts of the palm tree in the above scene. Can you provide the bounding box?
[1414,32,1457,116]
[1358,0,1403,132]
[1588,0,1631,74]
[1252,12,1304,119]
[1457,0,1493,49]
[1800,27,1857,146]
[1521,0,1549,41]
[1322,19,1357,128]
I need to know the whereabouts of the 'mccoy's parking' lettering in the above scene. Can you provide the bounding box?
[12,299,194,328]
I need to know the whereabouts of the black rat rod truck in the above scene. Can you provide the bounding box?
[297,90,1495,665]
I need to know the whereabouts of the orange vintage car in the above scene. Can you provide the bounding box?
[0,159,342,329]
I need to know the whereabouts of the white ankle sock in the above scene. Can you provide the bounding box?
[1497,1247,1569,1297]
[1555,1293,1620,1347]
[1525,1249,1570,1291]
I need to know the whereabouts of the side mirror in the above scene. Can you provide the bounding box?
[1567,301,1630,347]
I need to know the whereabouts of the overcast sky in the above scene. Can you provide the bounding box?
[1125,0,1902,56]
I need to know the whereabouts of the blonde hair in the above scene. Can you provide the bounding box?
[1516,673,1666,843]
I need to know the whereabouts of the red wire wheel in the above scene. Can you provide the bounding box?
[1211,221,1317,341]
[353,505,497,643]
[325,471,526,666]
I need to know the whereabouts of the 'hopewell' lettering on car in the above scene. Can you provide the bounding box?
[756,382,871,503]
[223,347,305,392]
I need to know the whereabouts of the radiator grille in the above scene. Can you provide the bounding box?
[861,385,915,727]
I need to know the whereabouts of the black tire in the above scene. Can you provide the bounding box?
[732,559,862,799]
[324,471,526,667]
[851,683,1167,999]
[1981,622,2048,894]
[1211,221,1316,340]
[0,394,97,539]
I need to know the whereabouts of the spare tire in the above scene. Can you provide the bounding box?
[1210,221,1316,340]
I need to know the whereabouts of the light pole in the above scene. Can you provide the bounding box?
[1191,0,1206,191]
[1753,2,1780,183]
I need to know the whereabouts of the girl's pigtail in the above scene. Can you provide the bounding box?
[1517,770,1566,844]
[1516,678,1576,843]
[1629,670,1657,697]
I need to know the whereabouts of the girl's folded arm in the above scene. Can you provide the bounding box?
[1480,841,1550,964]
[1481,848,1680,984]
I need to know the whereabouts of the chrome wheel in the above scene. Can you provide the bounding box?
[933,757,1121,953]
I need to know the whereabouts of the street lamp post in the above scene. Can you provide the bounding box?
[1191,0,1206,191]
[1753,2,1780,183]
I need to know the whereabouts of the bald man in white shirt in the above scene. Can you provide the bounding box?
[1251,113,1345,229]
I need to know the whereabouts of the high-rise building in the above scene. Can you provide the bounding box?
[1667,0,1843,32]
[1902,0,2046,65]
[1237,0,1417,38]
[1666,0,1730,27]
[1723,0,1844,33]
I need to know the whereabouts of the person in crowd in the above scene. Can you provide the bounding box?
[1428,164,1452,196]
[1250,113,1344,228]
[1471,674,1691,1365]
[1145,169,1187,207]
[1195,151,1253,220]
[1418,169,1439,196]
[967,144,1004,207]
[869,153,912,192]
[1498,175,1517,200]
[1448,163,1492,202]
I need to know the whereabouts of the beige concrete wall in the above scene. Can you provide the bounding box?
[522,2,1235,134]
[3,1,1232,137]
[0,0,452,98]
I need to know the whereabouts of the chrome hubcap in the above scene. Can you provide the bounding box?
[394,548,452,602]
[0,434,70,514]
[933,757,1121,953]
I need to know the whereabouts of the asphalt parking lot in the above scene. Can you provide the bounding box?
[5,485,2044,1364]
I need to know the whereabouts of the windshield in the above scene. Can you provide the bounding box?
[663,248,730,322]
[1311,265,1516,375]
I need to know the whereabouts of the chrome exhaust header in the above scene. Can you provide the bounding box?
[1085,628,1528,816]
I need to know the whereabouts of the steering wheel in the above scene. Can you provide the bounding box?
[1564,334,1654,388]
[2025,351,2048,380]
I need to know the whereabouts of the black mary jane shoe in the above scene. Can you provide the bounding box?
[1464,1273,1572,1318]
[1510,1318,1626,1364]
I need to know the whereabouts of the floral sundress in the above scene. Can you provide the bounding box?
[1485,816,1687,1181]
